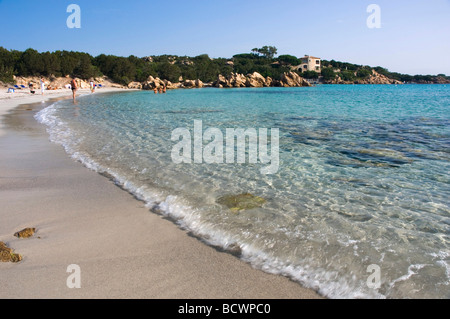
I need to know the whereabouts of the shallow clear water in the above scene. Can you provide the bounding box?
[37,85,450,298]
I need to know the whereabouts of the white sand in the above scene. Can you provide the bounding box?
[0,90,321,299]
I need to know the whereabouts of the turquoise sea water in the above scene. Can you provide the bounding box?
[37,85,449,298]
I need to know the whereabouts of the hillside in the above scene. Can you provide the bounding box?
[1,46,449,89]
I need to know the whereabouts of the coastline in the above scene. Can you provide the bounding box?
[0,88,125,136]
[0,90,321,298]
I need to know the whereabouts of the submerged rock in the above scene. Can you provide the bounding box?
[357,148,413,163]
[14,227,36,239]
[0,242,22,263]
[217,193,266,213]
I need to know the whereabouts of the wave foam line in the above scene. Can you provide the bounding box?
[35,101,386,299]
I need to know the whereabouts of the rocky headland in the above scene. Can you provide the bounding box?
[5,69,448,94]
[129,71,312,91]
[327,70,404,85]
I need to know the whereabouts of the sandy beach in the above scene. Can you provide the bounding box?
[0,88,93,136]
[0,88,321,299]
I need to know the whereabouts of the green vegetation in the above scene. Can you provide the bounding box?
[0,47,19,83]
[300,70,320,79]
[340,70,356,82]
[251,46,278,59]
[321,67,336,82]
[356,68,372,79]
[0,46,448,85]
[322,60,450,83]
[232,53,291,79]
[278,55,301,66]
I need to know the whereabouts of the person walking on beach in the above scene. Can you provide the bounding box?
[89,79,95,93]
[40,77,45,95]
[70,77,78,102]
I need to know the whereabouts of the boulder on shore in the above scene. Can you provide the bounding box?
[212,72,310,88]
[246,72,268,87]
[230,73,247,87]
[142,76,166,89]
[182,79,204,88]
[127,81,142,89]
[278,71,311,87]
[214,74,230,88]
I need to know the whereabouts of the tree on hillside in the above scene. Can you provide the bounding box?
[94,54,135,84]
[57,51,80,77]
[300,70,319,79]
[235,53,259,60]
[135,63,158,82]
[373,66,390,77]
[356,68,371,79]
[42,51,61,77]
[16,48,44,76]
[73,54,99,79]
[340,70,356,82]
[0,47,19,83]
[277,55,300,66]
[252,46,278,59]
[321,67,336,82]
[157,62,181,83]
[190,54,221,82]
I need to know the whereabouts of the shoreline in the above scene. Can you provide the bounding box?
[0,90,322,298]
[0,88,129,136]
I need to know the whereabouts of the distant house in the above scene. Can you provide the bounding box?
[297,55,321,73]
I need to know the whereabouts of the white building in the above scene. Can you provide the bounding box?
[297,55,321,73]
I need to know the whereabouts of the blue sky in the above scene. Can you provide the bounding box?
[1,0,449,75]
